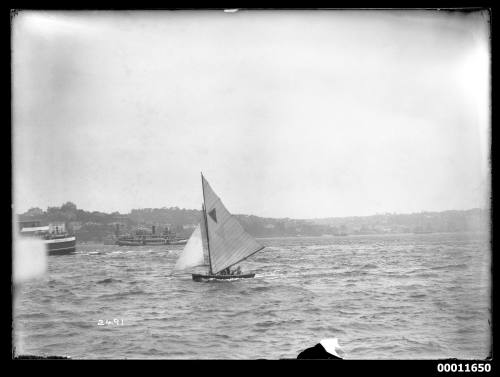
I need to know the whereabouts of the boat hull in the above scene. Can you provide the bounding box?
[117,238,183,246]
[192,273,255,282]
[143,240,167,245]
[168,240,187,245]
[45,236,76,255]
[116,240,144,246]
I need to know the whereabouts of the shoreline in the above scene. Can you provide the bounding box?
[255,230,489,240]
[75,230,489,245]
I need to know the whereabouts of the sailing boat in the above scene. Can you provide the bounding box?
[174,173,265,281]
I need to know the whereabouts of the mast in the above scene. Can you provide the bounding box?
[201,173,213,274]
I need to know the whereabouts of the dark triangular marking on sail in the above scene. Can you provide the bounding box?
[209,208,217,223]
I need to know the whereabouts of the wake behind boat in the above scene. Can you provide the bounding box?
[174,173,264,281]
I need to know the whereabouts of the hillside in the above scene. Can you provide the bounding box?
[17,202,490,243]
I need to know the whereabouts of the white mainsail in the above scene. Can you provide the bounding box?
[202,175,264,274]
[174,225,204,270]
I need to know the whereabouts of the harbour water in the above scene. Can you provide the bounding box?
[13,232,491,359]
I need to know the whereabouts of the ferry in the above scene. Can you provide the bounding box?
[116,226,187,246]
[116,234,167,246]
[18,220,76,255]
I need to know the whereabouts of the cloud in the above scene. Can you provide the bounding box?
[12,10,490,218]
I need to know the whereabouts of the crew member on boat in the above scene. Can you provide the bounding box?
[219,267,242,275]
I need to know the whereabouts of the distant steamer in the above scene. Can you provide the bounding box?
[18,221,76,255]
[116,225,187,246]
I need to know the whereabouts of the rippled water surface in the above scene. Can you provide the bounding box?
[13,232,491,359]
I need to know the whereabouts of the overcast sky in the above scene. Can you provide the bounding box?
[12,10,490,219]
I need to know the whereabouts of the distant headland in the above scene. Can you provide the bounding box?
[16,202,489,243]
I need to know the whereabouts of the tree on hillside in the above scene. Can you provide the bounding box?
[25,207,44,217]
[60,202,78,221]
[61,202,77,212]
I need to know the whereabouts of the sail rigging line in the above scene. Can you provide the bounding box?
[222,245,265,272]
[201,173,213,274]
